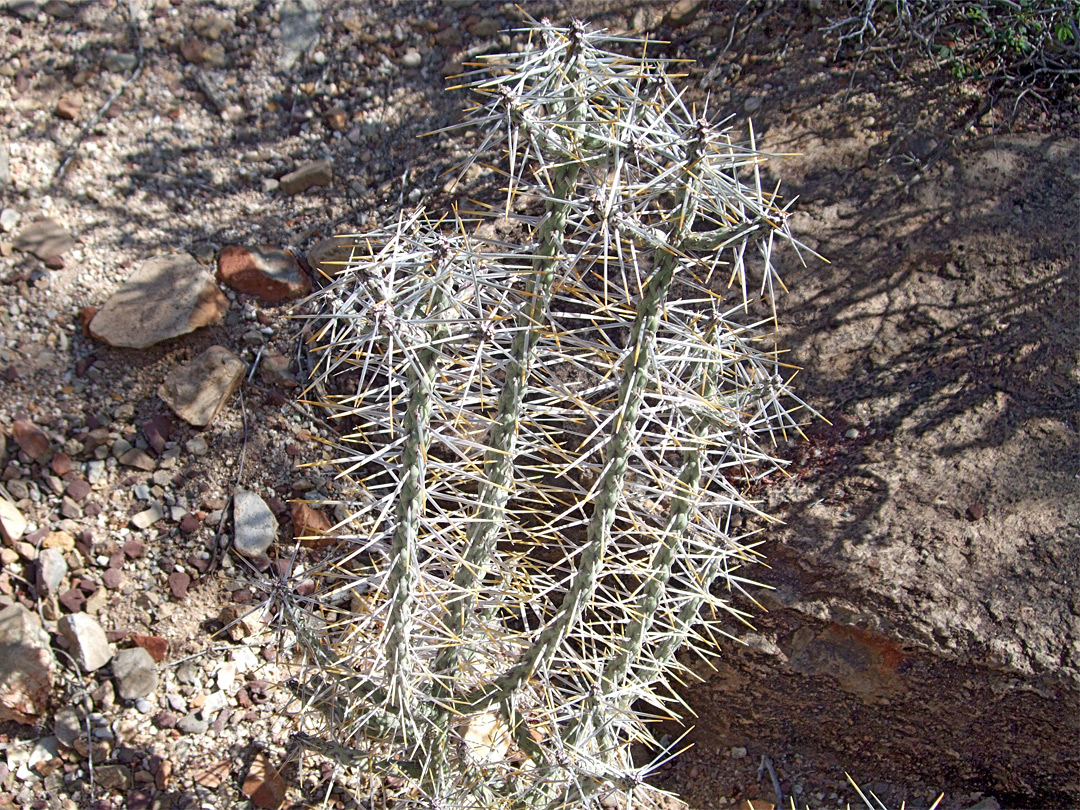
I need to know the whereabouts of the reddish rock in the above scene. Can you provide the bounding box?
[158,346,246,428]
[58,589,86,613]
[123,539,144,558]
[140,415,173,455]
[242,752,287,809]
[101,568,122,590]
[55,94,82,120]
[66,478,91,502]
[179,514,200,534]
[167,572,190,600]
[49,453,73,476]
[278,160,332,195]
[11,420,51,463]
[130,634,169,663]
[290,502,335,548]
[216,245,311,303]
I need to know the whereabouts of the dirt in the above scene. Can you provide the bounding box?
[0,1,1076,809]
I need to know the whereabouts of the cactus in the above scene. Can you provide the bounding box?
[281,18,812,810]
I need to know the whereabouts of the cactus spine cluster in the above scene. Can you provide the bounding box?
[284,18,810,810]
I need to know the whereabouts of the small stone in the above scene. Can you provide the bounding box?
[36,547,67,597]
[179,513,200,534]
[11,419,51,462]
[89,254,229,349]
[260,351,297,388]
[966,502,985,522]
[140,415,172,455]
[95,764,132,791]
[233,489,278,559]
[42,530,74,551]
[58,588,86,613]
[134,697,152,713]
[112,647,158,700]
[278,159,333,195]
[130,634,168,663]
[49,452,73,476]
[467,18,499,37]
[400,49,423,68]
[53,705,84,748]
[159,346,246,428]
[55,94,83,120]
[119,448,155,471]
[0,499,27,544]
[324,106,348,131]
[103,51,138,72]
[43,0,74,18]
[291,501,334,548]
[218,604,254,641]
[131,504,165,530]
[58,613,113,672]
[185,436,209,456]
[744,95,763,114]
[242,751,287,809]
[844,427,860,439]
[177,711,208,735]
[153,711,177,729]
[664,0,707,27]
[305,235,356,279]
[101,568,122,590]
[216,245,311,303]
[0,604,54,724]
[0,208,18,233]
[168,571,191,600]
[123,539,144,558]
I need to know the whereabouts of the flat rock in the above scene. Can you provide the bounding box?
[36,547,67,597]
[112,646,158,700]
[158,345,246,427]
[89,254,229,349]
[58,612,113,672]
[664,0,707,26]
[233,489,277,558]
[119,447,155,471]
[279,159,332,194]
[12,218,75,260]
[0,604,55,724]
[242,751,287,809]
[0,498,27,543]
[305,235,357,279]
[217,245,311,303]
[131,503,165,529]
[11,419,51,462]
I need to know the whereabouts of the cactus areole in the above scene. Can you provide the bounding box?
[286,18,814,810]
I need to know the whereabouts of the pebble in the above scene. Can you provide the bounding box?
[664,0,707,27]
[185,436,209,456]
[233,489,278,558]
[119,448,155,471]
[0,499,27,543]
[11,419,52,462]
[0,208,17,233]
[158,345,247,427]
[217,245,311,303]
[89,254,229,349]
[242,751,288,809]
[35,547,67,597]
[134,697,152,713]
[58,613,113,672]
[277,0,321,70]
[12,218,75,261]
[278,159,333,194]
[168,571,191,600]
[111,647,158,700]
[177,711,208,734]
[400,50,422,68]
[53,705,84,748]
[131,503,165,530]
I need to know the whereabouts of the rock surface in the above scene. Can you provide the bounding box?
[217,245,311,303]
[158,345,247,427]
[58,612,113,672]
[12,218,75,260]
[278,159,332,194]
[89,254,229,348]
[233,489,277,558]
[0,604,54,724]
[111,646,158,700]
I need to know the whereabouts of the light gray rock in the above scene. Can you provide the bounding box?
[36,547,67,597]
[131,503,165,530]
[277,0,321,70]
[111,646,158,700]
[177,710,208,734]
[53,704,85,747]
[0,604,55,724]
[0,498,26,544]
[58,613,113,672]
[88,254,229,349]
[233,489,277,558]
[158,345,246,427]
[0,208,18,233]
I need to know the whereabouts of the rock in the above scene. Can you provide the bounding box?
[58,613,113,672]
[36,547,67,597]
[185,436,209,456]
[216,245,311,303]
[112,647,158,700]
[305,235,357,279]
[53,705,84,748]
[58,588,86,613]
[0,208,18,233]
[0,604,55,724]
[290,501,334,548]
[158,345,246,428]
[94,764,131,792]
[400,49,422,68]
[242,751,287,809]
[467,18,500,37]
[43,0,73,18]
[260,350,297,388]
[42,530,74,551]
[218,604,255,641]
[119,448,155,471]
[11,419,51,462]
[130,634,168,663]
[0,498,27,543]
[89,254,229,349]
[12,218,75,261]
[141,415,173,455]
[233,489,277,558]
[177,711,208,734]
[154,710,177,729]
[101,568,122,589]
[131,503,164,530]
[664,0,707,27]
[277,0,321,70]
[55,94,82,120]
[103,51,138,72]
[324,106,348,131]
[168,571,191,600]
[279,159,332,194]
